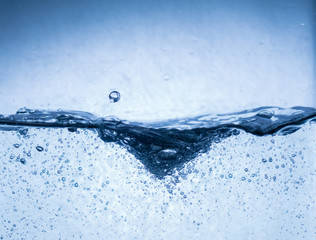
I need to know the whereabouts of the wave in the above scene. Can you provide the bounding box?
[0,106,315,178]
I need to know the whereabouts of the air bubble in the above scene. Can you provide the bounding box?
[257,110,274,118]
[109,91,121,103]
[18,128,28,136]
[36,146,44,152]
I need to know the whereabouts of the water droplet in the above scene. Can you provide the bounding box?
[262,158,267,163]
[36,146,44,152]
[62,177,66,181]
[74,182,79,187]
[228,174,233,178]
[109,91,121,103]
[244,168,248,172]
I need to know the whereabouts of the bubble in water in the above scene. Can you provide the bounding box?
[109,91,121,103]
[13,144,20,148]
[16,107,29,114]
[36,146,44,152]
[20,158,26,164]
[18,128,28,136]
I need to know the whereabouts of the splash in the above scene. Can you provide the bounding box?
[0,106,315,178]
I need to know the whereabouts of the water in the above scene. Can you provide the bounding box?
[0,0,314,239]
[0,106,315,239]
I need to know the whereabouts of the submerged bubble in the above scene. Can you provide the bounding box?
[36,146,44,152]
[18,128,28,136]
[109,91,121,103]
[13,144,20,148]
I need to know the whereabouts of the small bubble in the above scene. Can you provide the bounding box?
[74,183,79,187]
[78,167,82,171]
[268,157,273,162]
[18,128,28,136]
[68,127,77,133]
[228,174,233,178]
[62,177,66,181]
[220,174,224,178]
[241,177,246,181]
[262,158,267,163]
[20,158,26,164]
[36,146,44,152]
[232,129,240,135]
[244,168,248,172]
[16,107,29,114]
[109,91,121,103]
[13,144,20,148]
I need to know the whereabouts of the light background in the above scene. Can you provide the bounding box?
[0,0,314,121]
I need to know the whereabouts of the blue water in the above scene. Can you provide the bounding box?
[0,0,315,239]
[0,107,315,239]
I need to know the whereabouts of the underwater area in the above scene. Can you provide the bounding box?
[0,0,315,239]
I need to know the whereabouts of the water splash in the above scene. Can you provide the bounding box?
[0,106,315,178]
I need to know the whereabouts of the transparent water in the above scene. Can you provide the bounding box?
[0,107,315,239]
[0,0,315,239]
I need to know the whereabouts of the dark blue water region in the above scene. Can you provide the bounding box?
[0,106,315,178]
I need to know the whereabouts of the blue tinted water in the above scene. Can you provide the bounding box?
[0,107,315,239]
